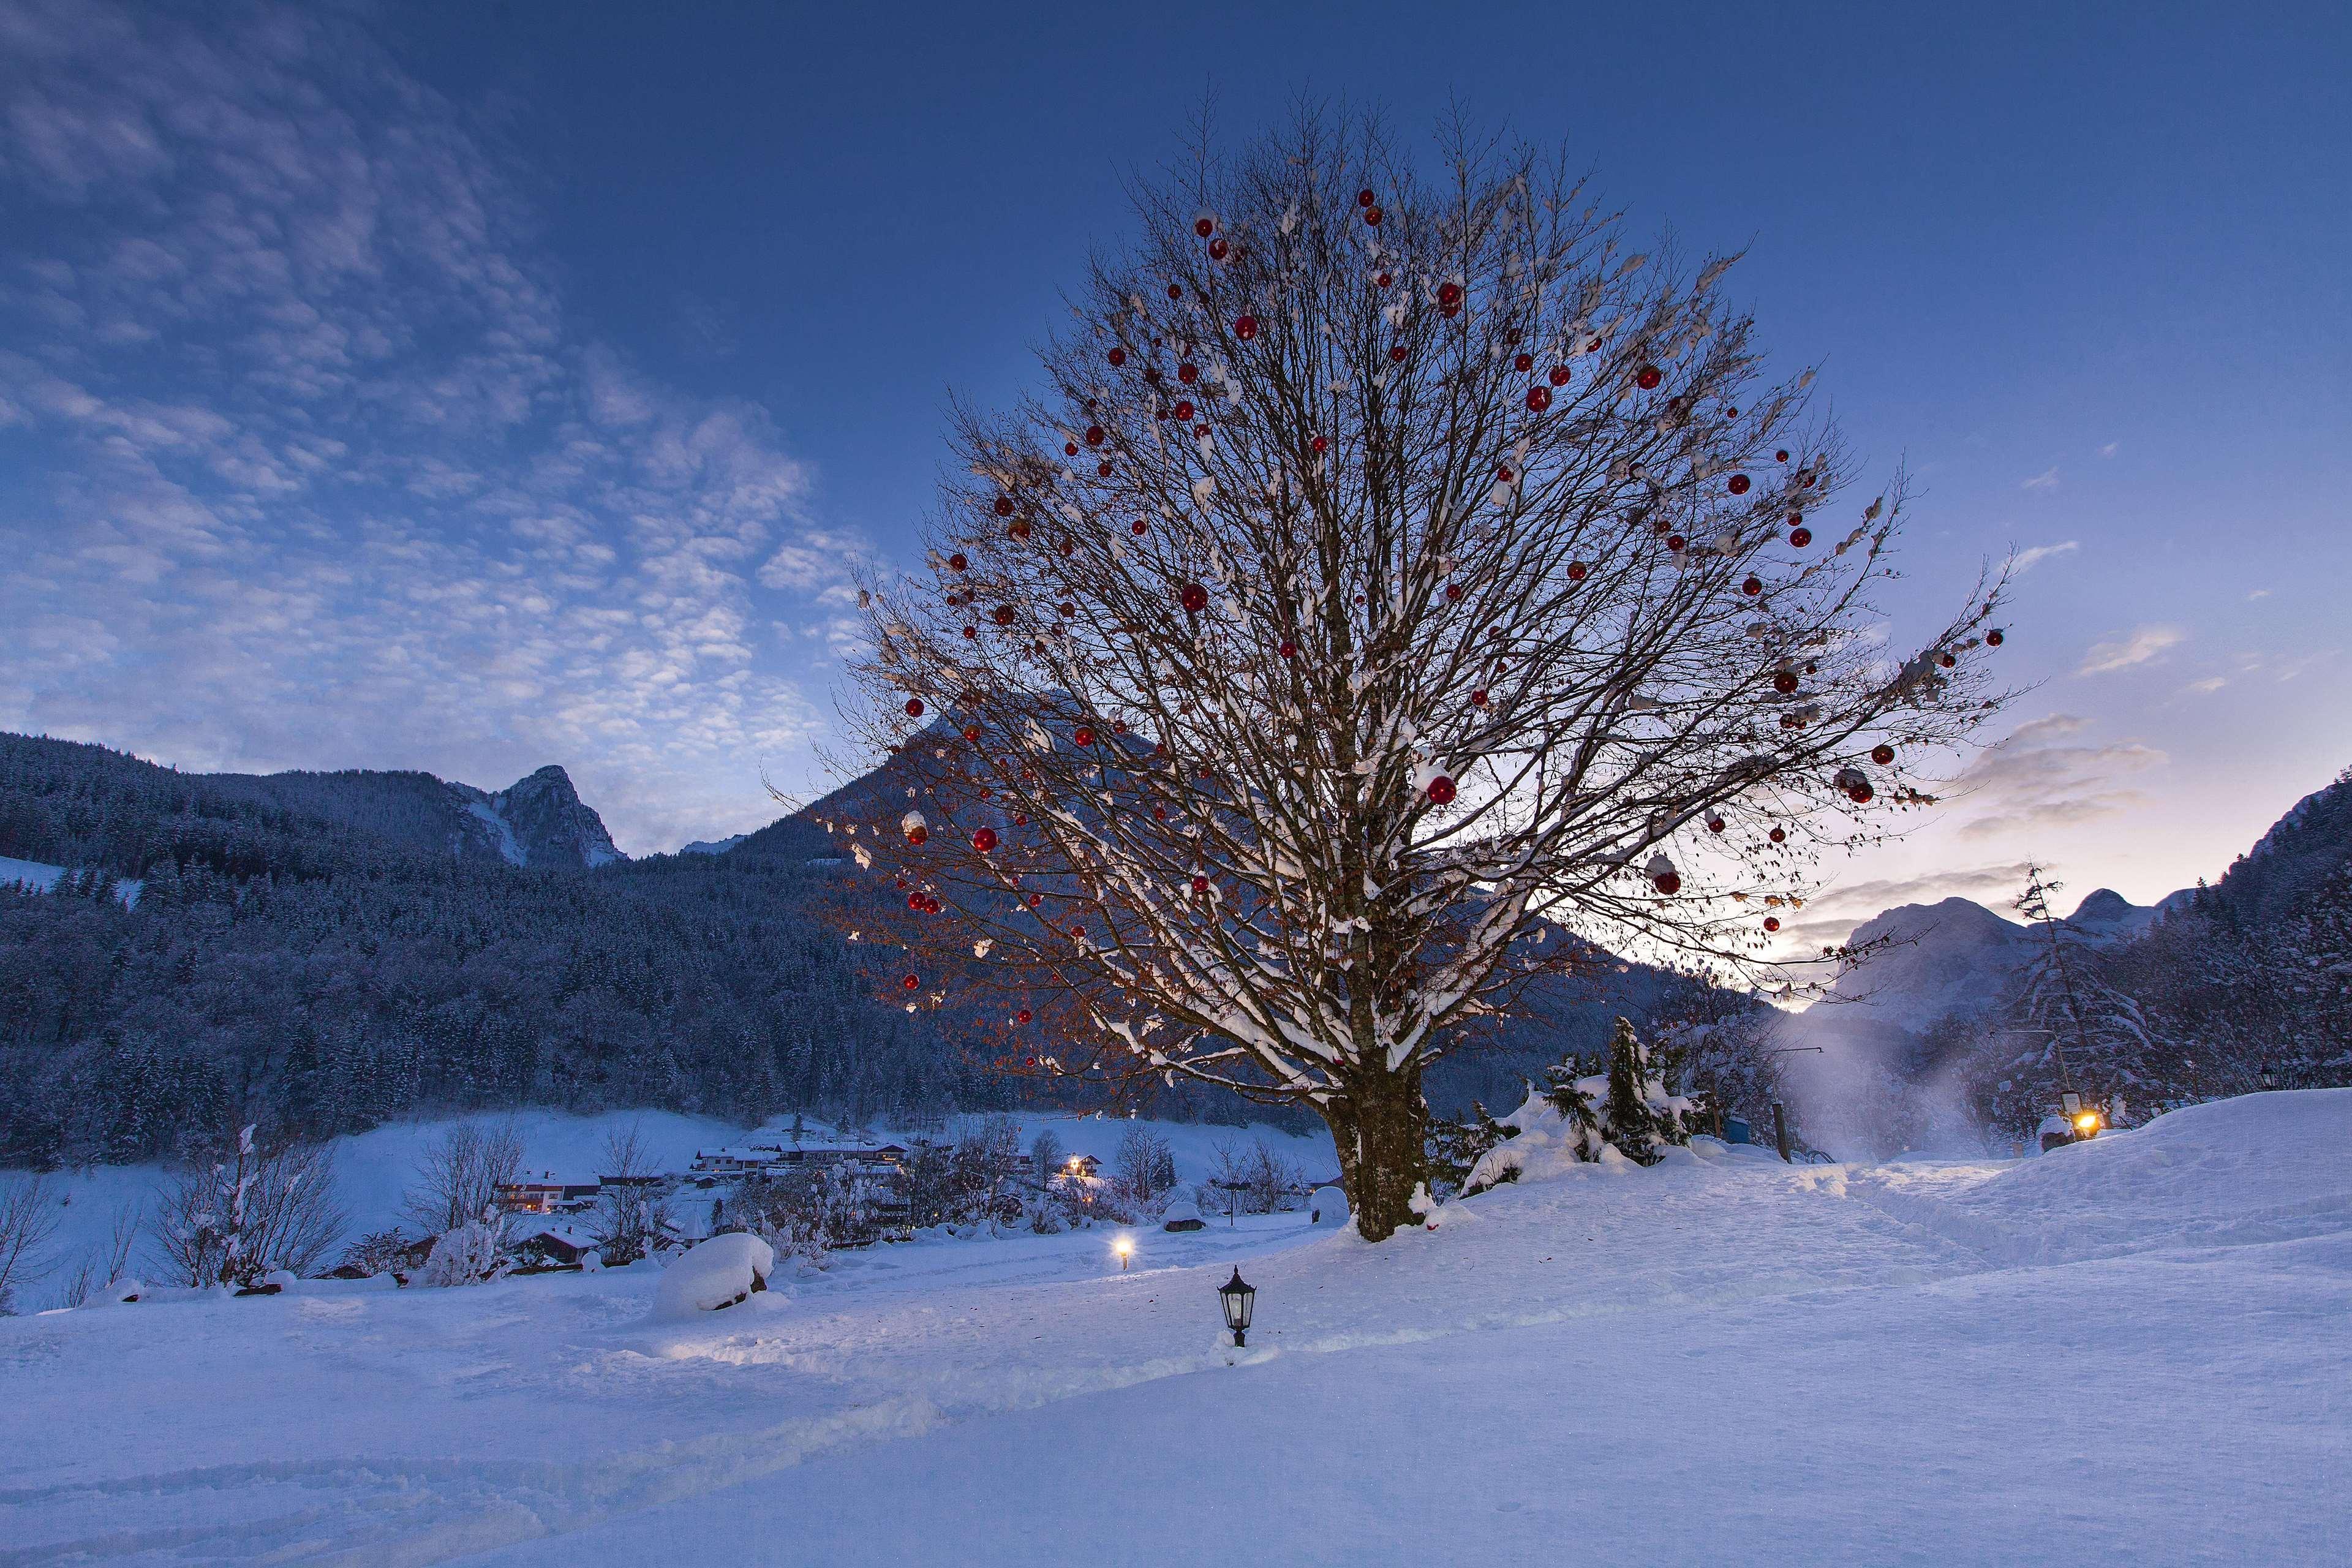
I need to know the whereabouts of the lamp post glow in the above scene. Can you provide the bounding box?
[1218,1267,1256,1348]
[1114,1235,1133,1271]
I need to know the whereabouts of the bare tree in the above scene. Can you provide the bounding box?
[60,1200,141,1309]
[402,1121,524,1237]
[589,1124,674,1266]
[829,111,2008,1238]
[150,1128,347,1288]
[0,1174,61,1314]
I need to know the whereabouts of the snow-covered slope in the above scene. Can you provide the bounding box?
[0,854,142,907]
[3,1092,2343,1566]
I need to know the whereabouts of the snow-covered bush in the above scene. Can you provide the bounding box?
[652,1232,774,1318]
[336,1228,415,1279]
[417,1219,510,1287]
[1464,1019,1697,1193]
[734,1162,887,1264]
[589,1125,675,1266]
[148,1127,347,1289]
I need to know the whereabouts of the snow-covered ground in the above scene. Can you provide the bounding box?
[0,853,142,906]
[18,1107,1335,1286]
[4,1093,2346,1566]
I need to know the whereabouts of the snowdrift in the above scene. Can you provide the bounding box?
[1861,1088,2352,1266]
[654,1232,776,1317]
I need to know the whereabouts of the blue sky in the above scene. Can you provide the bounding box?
[1,0,2345,932]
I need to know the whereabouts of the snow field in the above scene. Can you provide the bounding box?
[1,1095,2345,1565]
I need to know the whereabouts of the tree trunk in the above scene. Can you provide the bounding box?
[1322,1063,1430,1243]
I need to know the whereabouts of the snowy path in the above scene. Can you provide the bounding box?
[4,1095,2348,1566]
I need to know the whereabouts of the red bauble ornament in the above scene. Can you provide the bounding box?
[1389,345,1408,363]
[1567,561,1588,581]
[1667,535,1687,552]
[1425,775,1457,805]
[1525,386,1552,412]
[1376,271,1392,288]
[1173,399,1194,421]
[905,698,925,717]
[1357,187,1374,206]
[1728,474,1751,495]
[1209,238,1229,261]
[1437,282,1463,307]
[1195,216,1215,237]
[1764,916,1781,932]
[1310,435,1327,453]
[1789,527,1812,548]
[1017,1008,1032,1024]
[994,496,1014,516]
[1653,871,1681,895]
[1234,314,1257,340]
[1085,425,1106,446]
[902,974,920,990]
[1637,365,1662,390]
[1768,826,1787,843]
[1444,582,1462,601]
[1742,576,1763,596]
[972,827,998,853]
[1073,726,1095,747]
[1178,362,1198,384]
[1180,582,1209,613]
[1986,628,2005,647]
[993,604,1016,625]
[1776,449,1790,462]
[1278,640,1296,658]
[1471,688,1488,706]
[1166,282,1183,300]
[1363,206,1382,226]
[1774,672,1799,694]
[1871,744,1896,766]
[1108,347,1126,366]
[1514,353,1534,372]
[1008,517,1030,540]
[1706,815,1725,833]
[949,552,968,572]
[1548,365,1570,386]
[1131,519,1148,535]
[1191,874,1210,894]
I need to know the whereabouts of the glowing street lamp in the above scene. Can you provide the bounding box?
[1218,1267,1257,1348]
[1113,1234,1134,1271]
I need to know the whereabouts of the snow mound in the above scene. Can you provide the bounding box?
[1866,1089,2352,1265]
[1308,1185,1348,1225]
[1160,1198,1204,1231]
[652,1232,775,1317]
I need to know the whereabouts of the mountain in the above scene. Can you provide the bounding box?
[679,834,748,856]
[466,765,624,869]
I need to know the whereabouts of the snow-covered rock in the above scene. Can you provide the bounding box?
[652,1232,775,1317]
[1308,1185,1348,1225]
[1159,1198,1204,1231]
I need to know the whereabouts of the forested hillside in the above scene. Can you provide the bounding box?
[0,733,1743,1169]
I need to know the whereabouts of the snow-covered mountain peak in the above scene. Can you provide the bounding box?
[476,765,624,869]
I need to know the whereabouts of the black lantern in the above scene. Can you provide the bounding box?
[1218,1266,1256,1348]
[2260,1063,2277,1092]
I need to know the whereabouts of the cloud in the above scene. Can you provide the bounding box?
[2010,540,2078,575]
[2098,442,2119,458]
[2076,624,2185,676]
[2182,677,2226,695]
[1944,714,2165,841]
[1773,864,2037,953]
[2021,467,2060,491]
[2247,588,2271,600]
[0,0,851,852]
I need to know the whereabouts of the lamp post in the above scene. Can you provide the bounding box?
[1218,1267,1256,1348]
[1114,1235,1133,1270]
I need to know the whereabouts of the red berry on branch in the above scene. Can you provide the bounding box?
[1776,449,1790,462]
[1706,815,1725,833]
[1939,652,1957,668]
[1445,583,1462,601]
[1131,519,1147,535]
[1192,874,1210,894]
[1637,365,1663,390]
[1017,1009,1032,1024]
[1026,892,1042,907]
[1311,435,1327,453]
[1376,271,1392,288]
[1986,628,2005,646]
[1567,561,1588,581]
[1167,283,1183,300]
[1278,641,1296,658]
[1008,518,1030,540]
[1774,672,1799,693]
[1653,872,1681,895]
[962,725,981,742]
[1872,744,1896,766]
[949,553,968,572]
[1196,216,1215,237]
[1174,399,1194,420]
[1668,535,1687,552]
[1438,282,1463,307]
[1097,462,1113,477]
[1065,443,1078,456]
[963,626,976,639]
[1769,826,1787,843]
[1471,689,1488,706]
[1389,345,1408,363]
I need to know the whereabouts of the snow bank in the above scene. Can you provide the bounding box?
[652,1232,775,1317]
[1307,1185,1348,1225]
[1859,1088,2352,1265]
